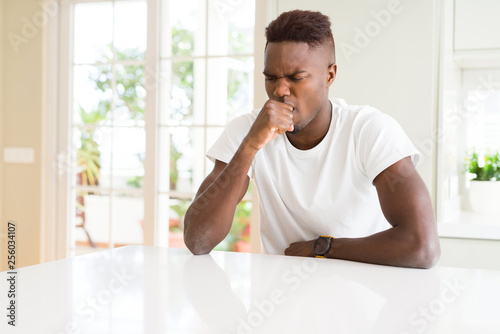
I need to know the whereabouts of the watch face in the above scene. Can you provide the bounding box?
[314,236,331,254]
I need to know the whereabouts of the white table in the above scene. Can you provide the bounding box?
[1,246,500,333]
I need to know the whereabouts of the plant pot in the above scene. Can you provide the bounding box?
[468,180,500,214]
[234,241,252,253]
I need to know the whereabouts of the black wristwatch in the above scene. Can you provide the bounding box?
[314,235,333,258]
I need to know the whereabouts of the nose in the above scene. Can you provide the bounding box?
[273,78,290,101]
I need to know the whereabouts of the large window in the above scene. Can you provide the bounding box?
[66,0,257,254]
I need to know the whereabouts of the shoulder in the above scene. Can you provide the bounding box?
[332,97,387,121]
[221,109,258,138]
[331,97,394,134]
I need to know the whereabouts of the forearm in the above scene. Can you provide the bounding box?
[185,99,294,254]
[327,224,440,268]
[184,141,257,254]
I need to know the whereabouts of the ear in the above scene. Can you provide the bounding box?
[326,63,337,88]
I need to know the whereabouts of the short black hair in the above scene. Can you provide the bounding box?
[265,10,335,62]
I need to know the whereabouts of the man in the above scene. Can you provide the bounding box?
[183,10,440,268]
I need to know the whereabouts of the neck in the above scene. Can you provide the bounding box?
[286,100,332,150]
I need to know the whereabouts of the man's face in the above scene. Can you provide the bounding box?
[263,42,335,134]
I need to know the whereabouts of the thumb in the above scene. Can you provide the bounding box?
[287,124,294,132]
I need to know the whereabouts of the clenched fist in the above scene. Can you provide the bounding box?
[243,100,294,152]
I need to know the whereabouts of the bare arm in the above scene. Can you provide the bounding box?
[285,157,441,268]
[183,150,252,254]
[184,100,294,254]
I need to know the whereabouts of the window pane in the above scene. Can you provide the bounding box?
[74,126,111,188]
[157,194,172,248]
[207,57,254,125]
[158,127,205,193]
[110,127,146,189]
[207,0,255,55]
[74,2,113,64]
[227,57,254,121]
[168,196,191,249]
[73,65,113,126]
[74,192,144,248]
[163,0,206,57]
[228,201,252,252]
[111,193,144,246]
[74,191,111,248]
[114,1,147,58]
[77,126,145,191]
[73,191,145,249]
[159,59,206,125]
[466,90,500,149]
[79,128,145,192]
[114,64,146,126]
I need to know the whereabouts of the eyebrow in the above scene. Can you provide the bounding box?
[262,70,308,77]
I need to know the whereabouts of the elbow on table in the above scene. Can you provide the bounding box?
[414,236,441,269]
[184,237,212,255]
[183,227,213,255]
[187,245,212,256]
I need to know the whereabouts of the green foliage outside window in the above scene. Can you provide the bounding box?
[465,149,500,181]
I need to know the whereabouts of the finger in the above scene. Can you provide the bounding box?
[275,121,293,134]
[281,103,294,112]
[268,99,294,110]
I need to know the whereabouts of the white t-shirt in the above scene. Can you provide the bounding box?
[207,97,420,254]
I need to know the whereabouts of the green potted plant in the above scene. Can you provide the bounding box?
[464,149,500,214]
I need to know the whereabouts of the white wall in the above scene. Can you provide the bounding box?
[0,0,45,270]
[277,0,439,203]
